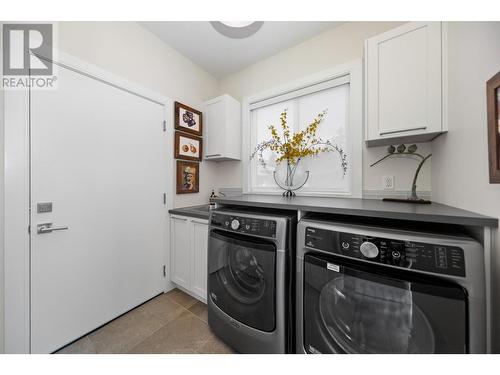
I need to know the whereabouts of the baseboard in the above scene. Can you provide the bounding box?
[171,283,207,305]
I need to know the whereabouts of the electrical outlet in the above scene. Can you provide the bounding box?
[382,175,395,190]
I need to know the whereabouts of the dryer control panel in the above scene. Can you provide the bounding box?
[304,227,466,277]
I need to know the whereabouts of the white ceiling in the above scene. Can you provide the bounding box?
[140,21,344,78]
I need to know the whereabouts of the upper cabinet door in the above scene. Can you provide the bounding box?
[205,97,226,159]
[365,22,445,146]
[204,94,241,161]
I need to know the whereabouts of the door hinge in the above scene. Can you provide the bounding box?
[162,120,166,132]
[163,193,166,205]
[163,265,166,277]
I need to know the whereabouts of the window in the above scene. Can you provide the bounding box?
[243,62,362,197]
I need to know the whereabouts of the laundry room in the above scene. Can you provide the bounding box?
[1,0,500,373]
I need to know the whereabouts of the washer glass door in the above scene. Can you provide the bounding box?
[208,230,276,332]
[303,254,468,354]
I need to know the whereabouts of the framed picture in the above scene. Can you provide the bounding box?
[175,101,202,136]
[174,131,202,161]
[487,70,500,183]
[176,161,199,194]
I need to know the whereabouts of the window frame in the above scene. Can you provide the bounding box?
[241,59,363,197]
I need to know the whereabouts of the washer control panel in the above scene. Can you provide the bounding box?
[211,213,276,238]
[305,227,466,277]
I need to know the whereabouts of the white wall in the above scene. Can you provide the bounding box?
[432,21,500,352]
[216,21,432,196]
[57,22,220,208]
[0,24,5,354]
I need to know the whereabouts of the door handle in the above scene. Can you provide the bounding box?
[379,126,427,136]
[37,223,69,234]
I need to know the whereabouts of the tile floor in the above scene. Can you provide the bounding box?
[56,288,234,354]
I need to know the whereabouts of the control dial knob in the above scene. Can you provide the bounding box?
[230,219,240,230]
[360,241,379,259]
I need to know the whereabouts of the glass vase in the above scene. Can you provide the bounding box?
[273,158,309,197]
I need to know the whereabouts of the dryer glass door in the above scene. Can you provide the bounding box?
[303,254,468,354]
[208,230,276,332]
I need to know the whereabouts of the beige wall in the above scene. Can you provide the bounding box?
[216,21,432,196]
[57,22,220,208]
[432,21,500,352]
[57,22,432,205]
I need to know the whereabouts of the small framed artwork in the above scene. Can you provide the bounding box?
[175,101,202,136]
[176,161,199,194]
[174,131,202,161]
[487,70,500,183]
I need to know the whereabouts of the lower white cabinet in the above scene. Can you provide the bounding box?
[170,214,208,303]
[170,215,191,290]
[191,220,209,300]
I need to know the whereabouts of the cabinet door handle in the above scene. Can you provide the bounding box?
[192,220,208,225]
[172,216,188,221]
[379,126,427,136]
[205,154,221,158]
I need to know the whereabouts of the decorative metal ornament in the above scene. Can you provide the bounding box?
[370,144,432,204]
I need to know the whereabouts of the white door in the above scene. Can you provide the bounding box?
[30,62,168,353]
[170,215,191,289]
[191,220,208,302]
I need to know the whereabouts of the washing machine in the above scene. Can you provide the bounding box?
[296,215,486,354]
[208,208,296,353]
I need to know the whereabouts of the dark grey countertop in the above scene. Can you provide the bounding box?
[210,194,497,228]
[169,204,211,220]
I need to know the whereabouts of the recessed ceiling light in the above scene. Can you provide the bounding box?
[211,21,264,39]
[220,21,255,28]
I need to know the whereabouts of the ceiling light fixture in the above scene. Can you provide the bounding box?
[211,21,264,39]
[220,21,254,28]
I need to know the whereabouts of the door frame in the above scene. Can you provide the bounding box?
[3,50,174,353]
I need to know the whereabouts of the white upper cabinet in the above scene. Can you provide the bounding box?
[365,22,446,146]
[204,94,241,160]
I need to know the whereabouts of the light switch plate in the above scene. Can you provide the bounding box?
[37,202,53,213]
[382,175,395,190]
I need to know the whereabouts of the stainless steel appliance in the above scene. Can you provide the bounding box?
[208,208,295,353]
[296,216,486,354]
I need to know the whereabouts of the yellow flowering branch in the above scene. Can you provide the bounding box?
[251,109,348,176]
